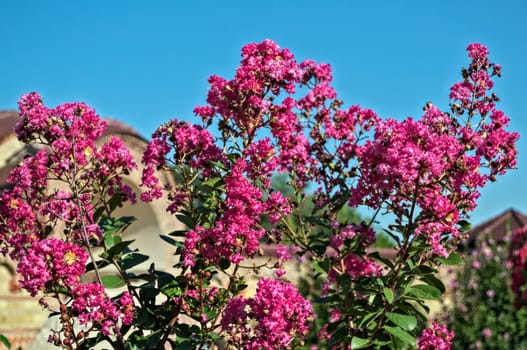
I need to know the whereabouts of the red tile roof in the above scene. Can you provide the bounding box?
[466,208,527,245]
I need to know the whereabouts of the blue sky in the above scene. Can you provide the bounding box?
[1,0,526,227]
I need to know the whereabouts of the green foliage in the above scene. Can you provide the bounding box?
[447,236,527,349]
[372,232,396,248]
[0,334,10,349]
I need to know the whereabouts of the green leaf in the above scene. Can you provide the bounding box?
[421,275,446,294]
[176,214,195,229]
[386,312,417,331]
[313,259,330,274]
[0,334,11,349]
[438,252,463,266]
[202,177,224,189]
[85,259,110,272]
[168,229,188,237]
[106,239,135,257]
[383,287,394,304]
[219,258,231,270]
[359,311,379,328]
[108,193,126,212]
[160,234,179,246]
[121,253,150,270]
[102,274,126,288]
[408,284,441,300]
[160,280,183,298]
[351,336,371,349]
[383,325,416,346]
[100,216,136,236]
[458,219,472,232]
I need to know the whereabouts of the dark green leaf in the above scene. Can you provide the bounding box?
[140,283,159,300]
[160,234,178,246]
[102,275,126,288]
[313,259,330,274]
[458,219,472,232]
[368,251,395,269]
[408,265,436,276]
[386,312,417,331]
[176,214,195,229]
[421,275,446,294]
[85,259,110,272]
[168,229,188,237]
[108,193,126,212]
[100,216,136,236]
[219,258,231,270]
[136,308,156,329]
[408,284,441,300]
[0,334,11,349]
[105,239,136,259]
[121,253,150,270]
[383,326,416,346]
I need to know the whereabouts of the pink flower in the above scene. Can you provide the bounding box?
[221,278,313,349]
[467,43,490,60]
[17,238,88,296]
[275,245,291,261]
[417,322,454,350]
[71,283,129,337]
[482,328,492,338]
[449,81,473,101]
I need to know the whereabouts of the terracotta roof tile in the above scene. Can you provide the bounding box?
[466,208,527,246]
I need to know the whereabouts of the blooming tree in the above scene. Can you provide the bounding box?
[0,40,518,349]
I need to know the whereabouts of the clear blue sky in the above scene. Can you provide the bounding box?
[1,0,526,227]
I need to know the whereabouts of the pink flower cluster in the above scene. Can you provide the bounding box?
[221,278,313,349]
[194,40,303,138]
[140,119,223,205]
[181,158,289,266]
[0,92,137,339]
[72,283,134,337]
[349,44,518,257]
[17,237,88,296]
[417,322,454,350]
[328,225,381,281]
[1,93,137,252]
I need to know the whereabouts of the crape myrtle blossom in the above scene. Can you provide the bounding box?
[140,40,517,348]
[417,322,454,350]
[140,119,223,206]
[71,283,134,337]
[221,278,313,350]
[0,92,138,342]
[1,39,519,348]
[181,158,287,267]
[349,44,518,258]
[17,237,88,297]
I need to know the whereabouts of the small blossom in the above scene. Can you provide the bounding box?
[417,322,454,350]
